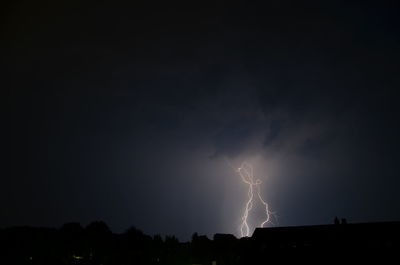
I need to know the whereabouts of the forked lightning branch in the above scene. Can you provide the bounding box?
[236,162,275,237]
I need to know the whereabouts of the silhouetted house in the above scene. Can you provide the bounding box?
[252,221,400,251]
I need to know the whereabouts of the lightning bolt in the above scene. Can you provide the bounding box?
[236,162,274,237]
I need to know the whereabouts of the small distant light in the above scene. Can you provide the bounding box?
[72,255,84,260]
[29,256,33,260]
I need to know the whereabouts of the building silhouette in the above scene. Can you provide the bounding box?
[1,221,399,264]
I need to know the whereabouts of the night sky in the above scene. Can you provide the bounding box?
[2,1,400,240]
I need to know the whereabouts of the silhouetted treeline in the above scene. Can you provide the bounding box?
[1,221,400,264]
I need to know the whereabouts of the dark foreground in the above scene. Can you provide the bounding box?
[1,221,399,264]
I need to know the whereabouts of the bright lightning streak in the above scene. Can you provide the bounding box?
[236,162,274,237]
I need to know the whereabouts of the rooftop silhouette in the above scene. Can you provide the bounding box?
[1,220,399,264]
